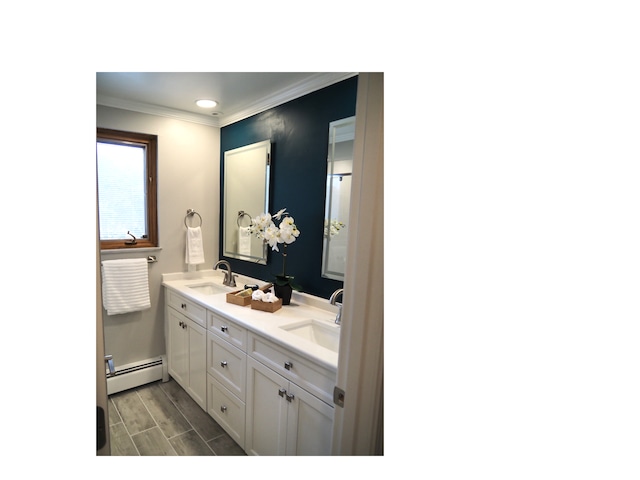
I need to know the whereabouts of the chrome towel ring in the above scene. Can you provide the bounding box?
[237,210,252,227]
[184,209,203,228]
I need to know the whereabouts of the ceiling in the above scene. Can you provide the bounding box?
[96,72,358,128]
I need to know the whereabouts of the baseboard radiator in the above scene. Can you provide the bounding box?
[106,355,169,396]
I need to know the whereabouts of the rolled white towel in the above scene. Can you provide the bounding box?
[251,290,279,303]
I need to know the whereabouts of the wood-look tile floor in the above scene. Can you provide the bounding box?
[108,377,246,456]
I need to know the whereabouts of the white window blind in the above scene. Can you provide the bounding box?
[97,141,148,240]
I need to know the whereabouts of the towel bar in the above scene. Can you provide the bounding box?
[101,257,157,266]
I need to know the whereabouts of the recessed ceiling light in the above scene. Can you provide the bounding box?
[195,99,218,108]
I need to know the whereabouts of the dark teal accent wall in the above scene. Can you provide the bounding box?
[219,75,358,299]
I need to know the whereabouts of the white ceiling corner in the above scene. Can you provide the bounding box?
[96,72,358,128]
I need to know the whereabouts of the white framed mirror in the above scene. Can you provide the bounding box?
[322,116,355,280]
[223,140,271,264]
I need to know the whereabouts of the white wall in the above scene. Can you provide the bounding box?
[97,105,220,367]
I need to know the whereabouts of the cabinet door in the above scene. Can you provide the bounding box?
[167,307,188,388]
[187,319,206,409]
[285,383,334,456]
[246,357,288,456]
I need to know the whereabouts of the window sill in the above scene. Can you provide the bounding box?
[101,246,162,256]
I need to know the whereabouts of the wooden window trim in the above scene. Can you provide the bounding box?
[97,128,158,250]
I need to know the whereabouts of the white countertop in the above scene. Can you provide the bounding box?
[162,269,340,371]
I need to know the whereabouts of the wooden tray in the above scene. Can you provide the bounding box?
[226,289,252,306]
[250,297,282,312]
[226,283,273,307]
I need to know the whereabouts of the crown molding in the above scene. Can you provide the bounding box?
[96,94,221,127]
[217,72,358,127]
[96,72,358,128]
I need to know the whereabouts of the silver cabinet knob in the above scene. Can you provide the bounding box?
[221,326,228,333]
[181,303,186,309]
[220,405,227,413]
[278,388,286,397]
[220,361,228,368]
[286,393,295,402]
[284,361,293,370]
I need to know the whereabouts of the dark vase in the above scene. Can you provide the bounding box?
[274,283,293,305]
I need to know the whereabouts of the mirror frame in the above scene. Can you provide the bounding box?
[321,116,355,280]
[222,139,271,264]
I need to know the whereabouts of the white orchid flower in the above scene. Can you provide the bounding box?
[278,216,300,244]
[250,213,272,238]
[257,213,272,229]
[280,216,294,227]
[272,208,288,220]
[263,223,281,251]
[281,231,297,244]
[249,209,300,251]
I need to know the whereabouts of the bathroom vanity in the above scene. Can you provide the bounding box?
[162,270,339,456]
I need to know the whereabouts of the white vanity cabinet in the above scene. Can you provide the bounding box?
[166,293,207,409]
[245,332,335,456]
[206,311,248,448]
[163,279,339,456]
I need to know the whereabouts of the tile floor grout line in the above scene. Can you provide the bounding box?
[134,388,180,456]
[109,379,245,455]
[158,380,217,455]
[109,396,142,456]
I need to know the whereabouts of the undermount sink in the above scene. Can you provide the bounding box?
[186,282,229,295]
[280,319,340,353]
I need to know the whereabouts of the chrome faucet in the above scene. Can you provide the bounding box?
[213,260,237,287]
[329,288,344,325]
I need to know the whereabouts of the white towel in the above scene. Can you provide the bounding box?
[101,258,151,315]
[185,226,205,265]
[251,289,279,303]
[238,226,252,256]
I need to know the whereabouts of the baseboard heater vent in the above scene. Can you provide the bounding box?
[106,355,168,396]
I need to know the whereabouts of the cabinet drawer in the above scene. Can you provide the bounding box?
[208,311,247,352]
[207,332,246,401]
[207,375,245,449]
[248,333,336,405]
[167,290,206,327]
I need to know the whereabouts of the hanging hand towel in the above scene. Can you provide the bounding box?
[185,226,205,265]
[101,258,151,315]
[238,226,252,256]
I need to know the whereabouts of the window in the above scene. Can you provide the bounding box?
[97,128,158,249]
